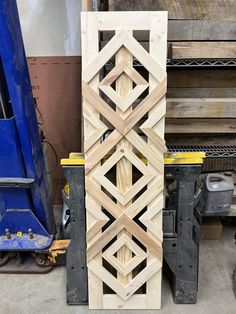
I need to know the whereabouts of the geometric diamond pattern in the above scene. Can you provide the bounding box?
[82,11,167,310]
[92,145,155,205]
[103,234,147,277]
[99,62,149,112]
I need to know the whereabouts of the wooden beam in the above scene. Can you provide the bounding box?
[169,20,236,40]
[168,69,236,88]
[82,0,93,11]
[108,0,236,21]
[81,12,103,309]
[103,20,236,41]
[115,43,133,285]
[165,119,236,133]
[166,98,236,118]
[165,134,236,146]
[102,41,236,59]
[167,87,236,98]
[171,42,236,59]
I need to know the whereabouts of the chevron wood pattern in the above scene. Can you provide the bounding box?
[81,12,167,309]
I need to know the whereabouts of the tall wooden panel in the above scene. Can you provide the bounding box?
[81,12,167,309]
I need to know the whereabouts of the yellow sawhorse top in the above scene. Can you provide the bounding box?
[61,152,205,197]
[61,153,85,166]
[164,152,206,165]
[61,152,206,166]
[61,152,205,167]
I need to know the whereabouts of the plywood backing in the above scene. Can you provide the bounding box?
[27,56,82,204]
[81,12,167,309]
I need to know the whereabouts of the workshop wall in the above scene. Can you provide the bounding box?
[17,0,81,56]
[17,0,82,203]
[16,0,236,202]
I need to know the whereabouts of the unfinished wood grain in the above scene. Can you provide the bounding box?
[87,215,162,262]
[171,42,236,59]
[115,42,133,285]
[85,177,122,219]
[86,197,110,243]
[126,177,163,221]
[99,61,148,112]
[83,106,108,152]
[84,28,165,82]
[101,20,236,41]
[82,11,167,309]
[139,194,164,241]
[83,81,124,133]
[96,11,163,30]
[169,20,236,40]
[93,146,155,205]
[85,129,122,174]
[109,0,236,20]
[146,15,166,309]
[167,88,236,98]
[101,41,236,59]
[123,78,166,134]
[89,257,161,301]
[166,98,236,118]
[126,130,164,172]
[165,134,236,146]
[168,69,236,89]
[81,12,103,309]
[103,295,147,309]
[165,118,236,133]
[103,234,147,277]
[82,0,93,11]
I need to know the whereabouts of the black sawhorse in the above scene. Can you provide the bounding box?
[163,152,205,304]
[61,153,88,305]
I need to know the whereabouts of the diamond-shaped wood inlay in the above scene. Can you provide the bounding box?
[99,62,149,112]
[92,145,155,205]
[103,234,147,277]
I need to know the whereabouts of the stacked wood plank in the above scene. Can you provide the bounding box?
[108,0,236,146]
[81,11,167,309]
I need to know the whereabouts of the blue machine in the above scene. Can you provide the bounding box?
[0,1,56,251]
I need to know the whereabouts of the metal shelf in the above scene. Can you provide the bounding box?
[106,59,236,70]
[167,145,236,158]
[167,59,236,68]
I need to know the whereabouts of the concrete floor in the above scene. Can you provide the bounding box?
[0,225,235,314]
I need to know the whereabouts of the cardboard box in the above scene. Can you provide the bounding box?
[201,217,223,240]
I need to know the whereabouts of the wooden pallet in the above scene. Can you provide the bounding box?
[81,11,167,309]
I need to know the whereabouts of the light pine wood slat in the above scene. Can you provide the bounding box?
[115,42,134,285]
[81,11,103,309]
